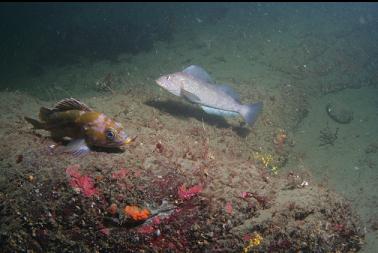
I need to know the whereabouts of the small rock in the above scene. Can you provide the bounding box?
[326,102,353,124]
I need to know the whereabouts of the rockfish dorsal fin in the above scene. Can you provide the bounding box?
[183,65,214,84]
[53,98,93,112]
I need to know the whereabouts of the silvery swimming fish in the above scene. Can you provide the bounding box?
[155,65,263,126]
[25,98,132,155]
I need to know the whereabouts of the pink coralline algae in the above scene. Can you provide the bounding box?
[111,168,129,179]
[137,225,155,234]
[178,184,203,200]
[225,202,233,214]
[65,164,99,197]
[241,191,252,198]
[152,216,161,225]
[243,233,251,241]
[99,228,110,236]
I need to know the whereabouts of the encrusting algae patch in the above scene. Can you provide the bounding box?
[242,233,263,253]
[254,152,280,175]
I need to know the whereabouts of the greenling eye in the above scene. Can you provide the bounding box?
[105,129,115,140]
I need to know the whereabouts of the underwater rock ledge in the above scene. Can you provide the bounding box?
[0,92,364,252]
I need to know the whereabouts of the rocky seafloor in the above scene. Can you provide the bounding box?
[0,91,364,252]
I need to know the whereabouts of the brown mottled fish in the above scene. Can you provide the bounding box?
[25,98,131,155]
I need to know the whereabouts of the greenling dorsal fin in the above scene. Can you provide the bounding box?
[182,65,214,84]
[53,98,93,112]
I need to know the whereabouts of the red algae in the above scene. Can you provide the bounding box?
[137,225,155,234]
[178,184,203,200]
[111,168,129,179]
[65,164,99,197]
[225,202,233,214]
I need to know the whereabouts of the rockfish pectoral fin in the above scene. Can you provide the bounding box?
[180,89,202,104]
[62,138,90,156]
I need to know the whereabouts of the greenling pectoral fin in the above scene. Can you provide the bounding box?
[180,89,201,104]
[62,139,90,156]
[240,102,263,126]
[24,117,45,129]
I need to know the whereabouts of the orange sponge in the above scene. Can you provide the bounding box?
[123,205,151,221]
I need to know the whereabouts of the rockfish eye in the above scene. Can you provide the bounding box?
[105,129,115,140]
[166,75,171,81]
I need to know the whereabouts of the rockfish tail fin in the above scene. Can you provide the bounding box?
[239,102,263,126]
[24,117,46,129]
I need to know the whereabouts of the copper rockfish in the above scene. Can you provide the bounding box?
[25,98,130,155]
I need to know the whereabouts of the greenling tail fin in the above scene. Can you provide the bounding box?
[239,102,263,126]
